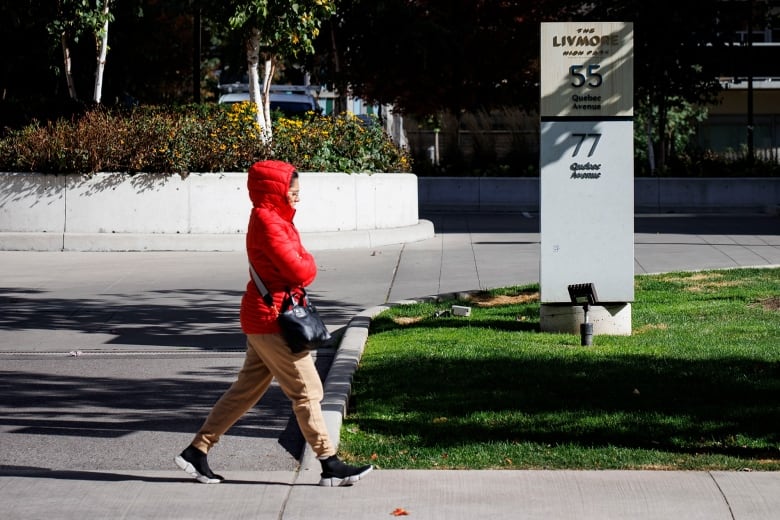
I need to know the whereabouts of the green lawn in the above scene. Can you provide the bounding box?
[339,268,780,471]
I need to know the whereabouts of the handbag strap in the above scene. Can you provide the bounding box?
[248,262,304,308]
[248,262,274,306]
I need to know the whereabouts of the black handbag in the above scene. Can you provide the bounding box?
[276,288,332,353]
[249,262,332,353]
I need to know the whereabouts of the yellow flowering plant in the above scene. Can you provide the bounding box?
[272,112,411,173]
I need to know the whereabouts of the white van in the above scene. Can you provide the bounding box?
[218,85,322,116]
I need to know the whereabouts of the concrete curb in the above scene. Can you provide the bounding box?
[298,304,392,480]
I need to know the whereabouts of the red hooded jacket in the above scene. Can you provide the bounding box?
[240,160,317,334]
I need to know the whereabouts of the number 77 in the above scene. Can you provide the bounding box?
[571,133,601,157]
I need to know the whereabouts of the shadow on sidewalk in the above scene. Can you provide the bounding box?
[0,466,292,485]
[0,287,363,351]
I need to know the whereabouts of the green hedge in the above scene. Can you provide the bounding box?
[0,103,412,175]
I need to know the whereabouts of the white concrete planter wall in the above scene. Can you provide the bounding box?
[0,171,429,251]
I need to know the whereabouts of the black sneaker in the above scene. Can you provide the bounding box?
[174,445,224,484]
[319,455,373,487]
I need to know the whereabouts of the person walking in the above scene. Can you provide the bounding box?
[175,160,372,487]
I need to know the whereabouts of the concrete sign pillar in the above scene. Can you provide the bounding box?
[539,22,634,336]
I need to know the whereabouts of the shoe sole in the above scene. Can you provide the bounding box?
[318,465,373,487]
[174,455,222,484]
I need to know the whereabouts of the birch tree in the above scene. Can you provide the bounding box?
[93,0,112,104]
[48,0,115,103]
[227,0,336,143]
[49,0,85,100]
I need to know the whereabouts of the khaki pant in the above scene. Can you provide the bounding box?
[190,333,336,458]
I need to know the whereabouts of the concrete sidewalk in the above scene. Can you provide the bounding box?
[1,212,779,519]
[2,468,778,519]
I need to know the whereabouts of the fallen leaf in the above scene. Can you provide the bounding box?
[391,508,409,516]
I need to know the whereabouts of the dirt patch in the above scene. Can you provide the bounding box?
[754,297,780,312]
[393,316,426,325]
[470,291,540,307]
[660,272,741,293]
[636,464,678,470]
[634,323,670,334]
[389,291,539,323]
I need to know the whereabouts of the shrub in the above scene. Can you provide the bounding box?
[273,112,411,173]
[0,104,411,175]
[179,102,268,173]
[633,146,780,177]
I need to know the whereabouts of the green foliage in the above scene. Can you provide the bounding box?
[633,96,780,177]
[0,104,411,174]
[273,112,411,172]
[48,0,115,45]
[634,96,709,168]
[227,0,336,57]
[340,269,780,471]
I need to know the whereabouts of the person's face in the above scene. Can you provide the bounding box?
[287,177,300,208]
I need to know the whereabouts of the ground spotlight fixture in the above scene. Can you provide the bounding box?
[568,283,598,346]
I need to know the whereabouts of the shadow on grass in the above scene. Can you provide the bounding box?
[351,353,780,459]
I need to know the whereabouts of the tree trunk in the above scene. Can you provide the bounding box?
[192,7,201,103]
[646,116,656,175]
[246,27,271,143]
[93,0,111,104]
[330,23,346,115]
[61,32,78,100]
[261,55,275,134]
[645,105,661,209]
[657,96,668,174]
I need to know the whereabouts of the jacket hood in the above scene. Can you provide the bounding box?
[247,160,296,211]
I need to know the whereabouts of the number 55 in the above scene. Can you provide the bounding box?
[570,64,603,88]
